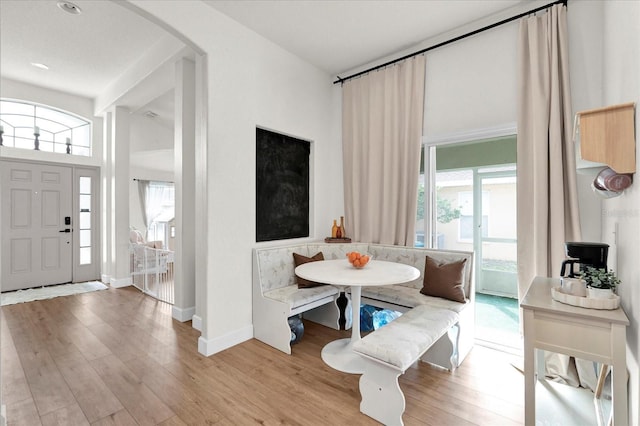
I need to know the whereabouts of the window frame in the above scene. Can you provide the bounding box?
[0,98,92,156]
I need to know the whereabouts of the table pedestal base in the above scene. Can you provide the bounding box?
[321,338,364,374]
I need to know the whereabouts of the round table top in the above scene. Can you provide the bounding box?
[294,259,420,287]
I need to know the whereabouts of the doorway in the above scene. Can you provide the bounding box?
[421,132,520,350]
[433,166,519,349]
[1,160,100,291]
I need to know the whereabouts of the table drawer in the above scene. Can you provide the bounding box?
[532,312,613,361]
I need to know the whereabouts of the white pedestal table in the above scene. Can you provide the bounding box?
[295,259,419,374]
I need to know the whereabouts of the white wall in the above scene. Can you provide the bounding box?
[424,22,518,137]
[129,0,343,354]
[130,113,174,153]
[600,1,640,424]
[0,78,103,167]
[568,0,606,243]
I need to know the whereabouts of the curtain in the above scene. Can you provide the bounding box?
[137,180,174,241]
[137,180,150,237]
[342,55,426,245]
[517,5,595,390]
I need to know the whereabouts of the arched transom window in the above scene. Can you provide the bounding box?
[0,99,92,156]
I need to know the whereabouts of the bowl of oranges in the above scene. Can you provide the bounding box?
[346,251,372,269]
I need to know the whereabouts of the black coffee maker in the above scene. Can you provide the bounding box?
[560,242,609,277]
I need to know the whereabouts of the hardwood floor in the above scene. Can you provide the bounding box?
[1,286,525,425]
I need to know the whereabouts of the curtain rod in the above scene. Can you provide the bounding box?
[133,178,175,183]
[333,0,567,85]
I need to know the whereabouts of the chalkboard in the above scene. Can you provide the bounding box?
[256,128,310,242]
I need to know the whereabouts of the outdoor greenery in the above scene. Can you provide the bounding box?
[579,266,621,291]
[416,185,461,224]
[437,197,461,224]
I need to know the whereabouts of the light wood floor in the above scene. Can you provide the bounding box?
[1,286,525,425]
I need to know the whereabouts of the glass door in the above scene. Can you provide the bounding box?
[429,165,519,350]
[419,134,520,351]
[476,167,517,298]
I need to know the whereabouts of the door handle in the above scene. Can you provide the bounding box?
[59,229,71,233]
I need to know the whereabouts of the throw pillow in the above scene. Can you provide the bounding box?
[420,256,467,303]
[293,252,325,288]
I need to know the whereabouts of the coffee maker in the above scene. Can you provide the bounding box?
[560,242,609,278]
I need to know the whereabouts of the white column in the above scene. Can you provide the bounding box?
[101,111,112,283]
[172,58,197,321]
[194,54,208,335]
[108,106,131,286]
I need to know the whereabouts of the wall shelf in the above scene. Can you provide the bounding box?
[577,102,636,174]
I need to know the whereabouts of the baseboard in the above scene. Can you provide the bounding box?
[110,276,132,288]
[172,306,195,323]
[192,314,202,331]
[101,274,111,284]
[198,325,253,356]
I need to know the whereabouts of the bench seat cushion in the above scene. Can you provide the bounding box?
[361,284,468,313]
[264,284,339,310]
[353,306,459,371]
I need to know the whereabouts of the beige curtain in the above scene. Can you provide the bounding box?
[342,55,426,245]
[517,5,594,390]
[517,4,581,299]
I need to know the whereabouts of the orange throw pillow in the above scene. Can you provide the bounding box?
[293,252,325,288]
[420,256,467,303]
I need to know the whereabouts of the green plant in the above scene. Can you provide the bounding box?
[437,196,461,224]
[579,266,621,291]
[416,185,461,224]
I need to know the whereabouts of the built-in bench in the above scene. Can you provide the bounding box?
[253,242,474,363]
[353,305,460,425]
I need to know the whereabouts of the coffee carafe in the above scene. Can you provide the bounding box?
[560,242,609,278]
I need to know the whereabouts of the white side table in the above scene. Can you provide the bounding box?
[521,276,629,425]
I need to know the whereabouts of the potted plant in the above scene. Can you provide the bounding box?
[579,266,621,298]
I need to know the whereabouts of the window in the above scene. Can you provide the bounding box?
[139,180,175,248]
[79,176,92,265]
[0,99,91,156]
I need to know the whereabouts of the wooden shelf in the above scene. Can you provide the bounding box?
[324,237,352,243]
[577,102,636,173]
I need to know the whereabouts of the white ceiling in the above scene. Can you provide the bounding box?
[0,0,533,105]
[204,0,527,76]
[0,0,171,100]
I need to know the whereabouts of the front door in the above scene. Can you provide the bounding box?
[1,161,73,291]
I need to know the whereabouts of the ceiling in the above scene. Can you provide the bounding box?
[0,0,171,100]
[0,0,533,104]
[204,0,527,76]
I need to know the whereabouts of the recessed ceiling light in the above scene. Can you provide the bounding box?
[30,62,50,70]
[57,1,82,15]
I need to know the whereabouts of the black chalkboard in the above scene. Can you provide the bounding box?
[256,128,310,242]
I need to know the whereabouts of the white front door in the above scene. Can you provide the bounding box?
[1,161,73,291]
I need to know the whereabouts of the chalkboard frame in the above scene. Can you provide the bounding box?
[256,128,310,242]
